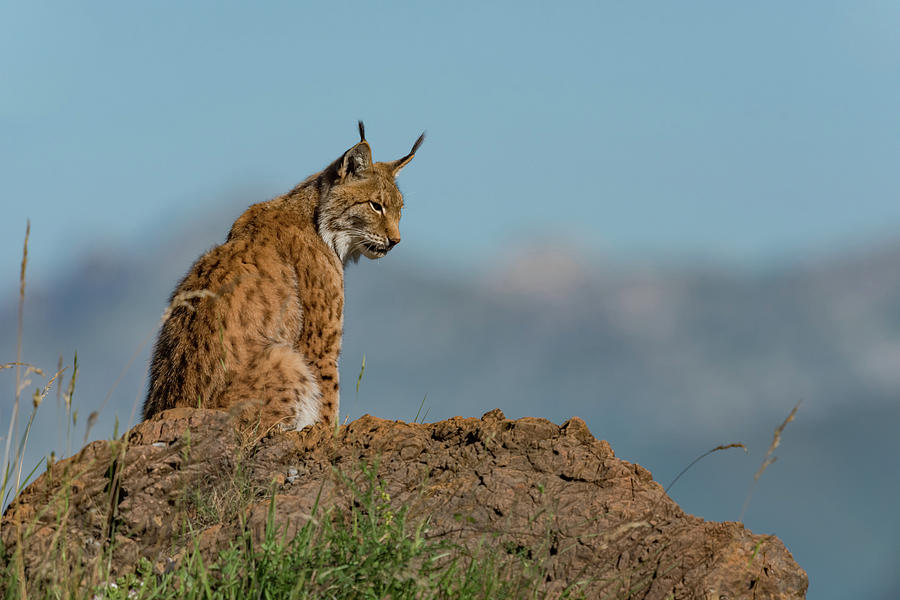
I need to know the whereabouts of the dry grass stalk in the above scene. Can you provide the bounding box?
[0,362,41,373]
[14,368,66,494]
[593,521,651,552]
[663,443,747,496]
[55,355,63,408]
[3,222,30,501]
[63,353,78,459]
[740,400,801,522]
[32,368,65,410]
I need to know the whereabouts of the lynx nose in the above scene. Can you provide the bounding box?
[387,236,401,250]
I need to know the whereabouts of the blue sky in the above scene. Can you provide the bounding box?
[2,0,899,286]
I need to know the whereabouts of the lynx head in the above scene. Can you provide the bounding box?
[317,122,424,264]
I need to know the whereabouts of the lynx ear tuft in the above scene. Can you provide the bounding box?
[391,132,425,177]
[358,120,366,142]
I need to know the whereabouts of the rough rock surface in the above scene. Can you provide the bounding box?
[2,408,807,598]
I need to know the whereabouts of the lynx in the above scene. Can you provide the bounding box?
[143,122,424,429]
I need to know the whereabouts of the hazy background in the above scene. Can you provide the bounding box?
[2,2,899,598]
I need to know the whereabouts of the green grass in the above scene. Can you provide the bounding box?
[2,464,573,600]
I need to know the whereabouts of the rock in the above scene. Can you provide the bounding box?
[1,408,808,598]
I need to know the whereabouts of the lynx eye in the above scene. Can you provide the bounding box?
[368,201,384,214]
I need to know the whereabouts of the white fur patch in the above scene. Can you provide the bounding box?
[334,234,352,264]
[320,228,337,257]
[319,225,353,264]
[293,381,322,430]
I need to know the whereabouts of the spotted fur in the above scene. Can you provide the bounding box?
[143,123,423,429]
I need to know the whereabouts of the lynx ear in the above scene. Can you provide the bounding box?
[390,132,425,177]
[338,140,373,181]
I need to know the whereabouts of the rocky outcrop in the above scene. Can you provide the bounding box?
[2,408,807,598]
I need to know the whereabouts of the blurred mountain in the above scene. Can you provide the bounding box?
[1,220,899,599]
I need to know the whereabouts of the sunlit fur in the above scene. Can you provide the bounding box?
[143,126,421,430]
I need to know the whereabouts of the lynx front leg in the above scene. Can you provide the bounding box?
[295,258,345,427]
[315,357,340,426]
[296,320,341,426]
[296,278,344,426]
